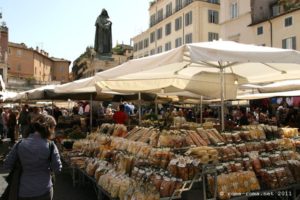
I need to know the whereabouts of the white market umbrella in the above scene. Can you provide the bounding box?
[94,41,300,131]
[5,85,57,102]
[237,90,300,100]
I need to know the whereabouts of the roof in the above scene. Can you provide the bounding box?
[249,7,300,26]
[117,44,133,50]
[50,57,71,63]
[8,42,28,49]
[8,42,71,63]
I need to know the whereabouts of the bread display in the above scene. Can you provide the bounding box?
[62,122,300,199]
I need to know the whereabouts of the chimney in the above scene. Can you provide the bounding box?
[36,46,39,51]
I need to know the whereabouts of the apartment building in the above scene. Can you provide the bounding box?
[51,58,71,82]
[8,42,71,90]
[220,0,300,50]
[132,0,220,59]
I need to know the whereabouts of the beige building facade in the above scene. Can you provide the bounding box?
[132,0,220,59]
[8,42,71,89]
[220,0,254,42]
[220,0,300,51]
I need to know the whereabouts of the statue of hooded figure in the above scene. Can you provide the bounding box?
[94,9,112,54]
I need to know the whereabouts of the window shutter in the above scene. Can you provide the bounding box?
[282,39,286,49]
[292,37,296,50]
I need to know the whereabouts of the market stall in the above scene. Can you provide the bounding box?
[94,41,300,131]
[59,121,300,200]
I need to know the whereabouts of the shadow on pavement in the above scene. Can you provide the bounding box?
[53,167,98,200]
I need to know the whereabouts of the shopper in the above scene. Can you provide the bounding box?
[2,108,9,138]
[78,102,84,115]
[19,105,30,138]
[3,114,62,200]
[105,104,113,116]
[113,104,128,124]
[7,109,17,144]
[0,107,3,139]
[53,106,62,122]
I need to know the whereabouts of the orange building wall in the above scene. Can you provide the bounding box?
[8,46,34,78]
[52,61,70,83]
[33,53,52,82]
[8,43,70,83]
[0,29,8,63]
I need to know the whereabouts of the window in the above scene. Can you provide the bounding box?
[166,3,172,18]
[144,52,149,57]
[134,44,138,51]
[282,36,296,50]
[157,27,163,40]
[185,11,192,26]
[208,32,219,41]
[157,46,163,53]
[150,14,156,27]
[165,23,172,36]
[285,17,293,27]
[60,66,64,72]
[138,41,143,50]
[185,33,192,43]
[150,49,156,55]
[175,17,182,31]
[208,0,219,4]
[184,0,193,6]
[272,5,281,16]
[257,26,263,35]
[208,10,219,24]
[165,42,171,51]
[175,0,182,11]
[230,2,238,19]
[17,64,21,71]
[16,49,22,57]
[175,37,182,47]
[157,9,163,22]
[150,31,156,43]
[144,38,149,48]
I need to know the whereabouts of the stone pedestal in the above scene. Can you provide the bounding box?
[91,54,116,73]
[95,53,114,61]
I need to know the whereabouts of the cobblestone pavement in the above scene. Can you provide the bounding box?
[0,142,97,200]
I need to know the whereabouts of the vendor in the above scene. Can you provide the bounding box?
[173,109,186,127]
[113,104,128,124]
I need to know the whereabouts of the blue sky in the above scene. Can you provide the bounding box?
[0,0,150,67]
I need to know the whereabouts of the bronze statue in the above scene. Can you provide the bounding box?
[94,9,112,54]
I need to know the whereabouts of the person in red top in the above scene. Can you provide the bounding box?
[113,104,128,124]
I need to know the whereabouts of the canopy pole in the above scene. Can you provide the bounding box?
[155,96,158,115]
[220,67,225,132]
[51,100,54,116]
[138,92,142,125]
[90,94,93,133]
[200,96,203,124]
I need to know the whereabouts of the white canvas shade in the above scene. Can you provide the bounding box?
[94,41,300,131]
[237,90,300,100]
